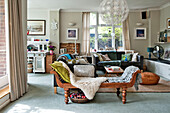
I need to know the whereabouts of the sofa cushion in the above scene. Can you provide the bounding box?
[107,53,117,60]
[50,62,70,83]
[121,54,132,61]
[101,54,111,61]
[67,59,80,64]
[97,60,121,67]
[131,53,139,62]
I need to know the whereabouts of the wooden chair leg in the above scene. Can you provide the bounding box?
[54,87,57,94]
[64,89,69,104]
[122,89,127,104]
[117,88,120,96]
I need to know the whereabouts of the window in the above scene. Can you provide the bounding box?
[90,13,124,52]
[0,0,6,78]
[0,0,8,90]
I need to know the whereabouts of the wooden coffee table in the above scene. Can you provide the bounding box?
[104,66,124,77]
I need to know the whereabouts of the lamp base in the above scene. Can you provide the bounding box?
[148,52,151,60]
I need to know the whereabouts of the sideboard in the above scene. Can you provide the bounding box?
[144,59,170,80]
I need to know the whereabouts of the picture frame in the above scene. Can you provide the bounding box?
[167,18,170,29]
[60,48,67,54]
[134,28,146,39]
[27,20,46,36]
[67,28,78,40]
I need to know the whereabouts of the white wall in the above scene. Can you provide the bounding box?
[129,10,160,58]
[60,12,82,43]
[27,9,50,39]
[160,6,170,31]
[160,5,170,60]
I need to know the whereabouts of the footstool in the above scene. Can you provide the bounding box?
[140,72,160,85]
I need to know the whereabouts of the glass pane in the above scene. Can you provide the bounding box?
[115,27,123,50]
[37,58,42,68]
[90,13,97,25]
[99,14,107,25]
[98,26,112,50]
[90,27,95,52]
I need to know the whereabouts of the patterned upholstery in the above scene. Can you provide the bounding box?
[105,66,139,83]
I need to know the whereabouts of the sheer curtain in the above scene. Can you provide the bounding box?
[122,15,131,50]
[81,12,90,55]
[7,0,27,101]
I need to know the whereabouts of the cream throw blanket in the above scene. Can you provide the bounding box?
[59,61,107,100]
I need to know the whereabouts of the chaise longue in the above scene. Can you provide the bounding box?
[50,67,141,104]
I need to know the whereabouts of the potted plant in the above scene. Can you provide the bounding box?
[48,45,56,55]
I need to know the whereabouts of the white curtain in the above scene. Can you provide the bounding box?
[81,12,90,55]
[8,0,27,101]
[122,15,131,50]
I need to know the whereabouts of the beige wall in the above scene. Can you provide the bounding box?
[129,10,160,57]
[27,9,60,54]
[60,12,82,44]
[27,9,50,39]
[50,10,60,54]
[160,6,170,31]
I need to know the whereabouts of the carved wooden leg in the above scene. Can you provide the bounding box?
[64,89,69,104]
[122,89,127,104]
[117,88,120,96]
[54,87,57,94]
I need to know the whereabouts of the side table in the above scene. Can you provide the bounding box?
[46,54,56,73]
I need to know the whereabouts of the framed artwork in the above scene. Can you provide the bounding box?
[135,28,146,39]
[67,28,78,40]
[167,18,170,29]
[60,48,67,54]
[27,20,46,36]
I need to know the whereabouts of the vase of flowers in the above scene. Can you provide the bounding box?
[48,45,56,55]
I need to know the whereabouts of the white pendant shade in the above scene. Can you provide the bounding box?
[99,0,129,25]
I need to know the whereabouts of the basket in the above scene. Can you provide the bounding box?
[70,96,89,103]
[69,91,89,103]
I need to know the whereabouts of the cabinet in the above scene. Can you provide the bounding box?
[145,59,170,80]
[27,52,46,73]
[46,54,56,73]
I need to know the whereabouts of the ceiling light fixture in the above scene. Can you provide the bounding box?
[99,0,129,25]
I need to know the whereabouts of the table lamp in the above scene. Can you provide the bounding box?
[147,47,154,59]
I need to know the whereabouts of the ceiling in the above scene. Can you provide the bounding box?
[28,0,170,11]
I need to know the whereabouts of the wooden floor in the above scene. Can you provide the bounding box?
[0,86,9,99]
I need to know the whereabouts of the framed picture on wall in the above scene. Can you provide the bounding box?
[27,20,46,36]
[67,28,78,40]
[167,18,170,29]
[134,28,146,39]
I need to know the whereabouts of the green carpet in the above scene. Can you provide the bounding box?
[1,73,170,113]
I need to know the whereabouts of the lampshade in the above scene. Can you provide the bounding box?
[99,0,129,25]
[147,47,154,52]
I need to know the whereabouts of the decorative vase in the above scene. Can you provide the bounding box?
[50,50,53,55]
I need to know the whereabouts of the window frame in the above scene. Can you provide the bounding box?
[90,12,124,51]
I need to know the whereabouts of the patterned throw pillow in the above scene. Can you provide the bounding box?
[121,54,132,61]
[101,54,111,61]
[66,59,80,64]
[95,53,103,61]
[50,62,70,83]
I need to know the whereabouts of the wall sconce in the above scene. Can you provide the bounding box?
[68,22,76,26]
[51,19,58,30]
[136,23,144,26]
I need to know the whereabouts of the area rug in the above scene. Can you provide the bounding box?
[98,79,170,93]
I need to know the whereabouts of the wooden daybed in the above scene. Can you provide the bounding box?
[50,70,141,104]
